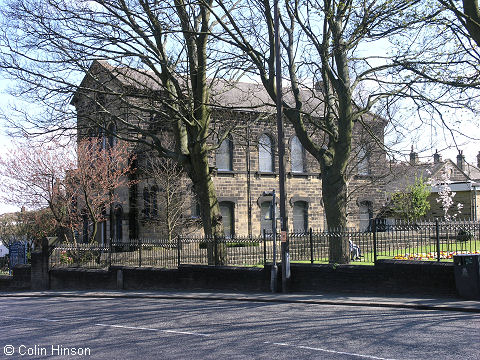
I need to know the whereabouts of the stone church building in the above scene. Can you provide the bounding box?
[72,61,390,243]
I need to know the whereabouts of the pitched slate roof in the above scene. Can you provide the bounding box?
[73,60,374,120]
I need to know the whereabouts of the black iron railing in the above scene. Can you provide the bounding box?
[49,220,480,269]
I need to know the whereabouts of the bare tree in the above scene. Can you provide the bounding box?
[0,0,249,264]
[0,138,134,243]
[210,0,476,262]
[142,149,199,241]
[72,139,135,243]
[0,139,75,240]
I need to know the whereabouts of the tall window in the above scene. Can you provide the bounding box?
[143,186,150,217]
[359,200,373,232]
[219,202,234,238]
[82,213,89,243]
[216,137,233,171]
[100,207,107,246]
[260,201,273,235]
[191,198,201,218]
[293,201,308,234]
[107,122,117,149]
[358,146,370,175]
[115,206,123,241]
[259,134,274,172]
[151,185,158,217]
[291,136,305,173]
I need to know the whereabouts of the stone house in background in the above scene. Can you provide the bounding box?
[72,61,390,243]
[383,149,480,222]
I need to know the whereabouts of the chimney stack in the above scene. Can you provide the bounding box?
[409,145,419,165]
[477,151,480,168]
[457,150,465,171]
[433,150,442,164]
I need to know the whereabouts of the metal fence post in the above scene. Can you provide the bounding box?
[309,227,314,264]
[373,220,377,265]
[436,219,440,262]
[263,229,267,266]
[214,236,218,266]
[177,235,181,268]
[109,239,112,268]
[139,238,142,267]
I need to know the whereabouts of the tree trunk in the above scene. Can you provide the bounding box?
[322,168,350,264]
[186,147,225,265]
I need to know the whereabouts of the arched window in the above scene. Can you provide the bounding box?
[293,201,308,234]
[143,186,150,218]
[358,146,370,176]
[219,201,235,238]
[291,136,305,173]
[216,137,233,171]
[114,206,123,241]
[81,213,89,244]
[359,200,373,232]
[100,207,107,246]
[107,122,117,149]
[151,185,158,217]
[260,201,273,235]
[259,134,274,172]
[191,197,201,218]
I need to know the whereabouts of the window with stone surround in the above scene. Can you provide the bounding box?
[260,201,273,235]
[107,122,117,149]
[291,136,305,173]
[259,134,274,172]
[293,201,308,234]
[359,200,373,232]
[143,186,150,218]
[115,205,123,241]
[219,201,235,238]
[216,136,233,171]
[151,185,158,217]
[357,146,370,175]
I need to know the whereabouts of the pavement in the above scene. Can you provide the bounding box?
[1,289,480,313]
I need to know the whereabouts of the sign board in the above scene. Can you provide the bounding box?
[9,241,27,269]
[281,231,287,243]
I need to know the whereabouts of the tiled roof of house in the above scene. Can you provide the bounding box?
[385,158,480,194]
[77,60,379,120]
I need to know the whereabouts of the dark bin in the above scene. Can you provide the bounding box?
[453,254,480,299]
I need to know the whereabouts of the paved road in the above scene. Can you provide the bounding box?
[0,296,479,359]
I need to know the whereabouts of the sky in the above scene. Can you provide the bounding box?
[0,80,21,214]
[1,11,480,215]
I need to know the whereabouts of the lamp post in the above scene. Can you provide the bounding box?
[273,0,290,292]
[263,190,278,292]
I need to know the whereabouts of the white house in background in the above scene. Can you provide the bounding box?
[0,241,8,257]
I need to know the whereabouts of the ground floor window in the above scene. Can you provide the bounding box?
[293,201,308,234]
[359,200,373,232]
[260,201,273,235]
[219,202,234,238]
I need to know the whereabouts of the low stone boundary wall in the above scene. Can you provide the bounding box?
[0,259,457,296]
[282,260,455,296]
[49,265,269,292]
[49,268,117,290]
[0,264,31,290]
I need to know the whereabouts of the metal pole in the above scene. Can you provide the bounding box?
[373,220,377,265]
[177,235,181,268]
[274,0,289,293]
[310,227,314,264]
[138,238,142,267]
[263,228,267,266]
[270,190,278,293]
[436,219,440,262]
